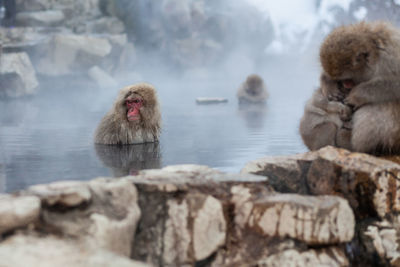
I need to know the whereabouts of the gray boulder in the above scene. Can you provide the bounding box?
[0,52,39,98]
[36,33,112,75]
[16,10,65,27]
[15,0,52,12]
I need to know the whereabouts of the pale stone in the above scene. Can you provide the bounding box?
[86,17,125,34]
[258,206,279,236]
[193,196,226,261]
[0,27,53,49]
[278,204,297,238]
[162,164,214,174]
[259,247,349,267]
[28,178,140,257]
[15,0,51,11]
[242,146,400,220]
[248,194,354,244]
[0,234,149,267]
[0,195,40,234]
[29,181,91,207]
[373,171,400,218]
[163,199,191,264]
[156,184,178,192]
[106,34,128,47]
[241,152,317,194]
[365,222,400,264]
[241,152,317,175]
[16,10,65,27]
[0,52,39,98]
[231,185,254,229]
[88,66,118,89]
[37,34,112,75]
[161,194,226,264]
[0,163,359,266]
[317,147,400,218]
[87,178,141,256]
[128,164,267,186]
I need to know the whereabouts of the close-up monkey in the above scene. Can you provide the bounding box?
[299,72,352,151]
[237,74,269,104]
[94,83,161,145]
[319,21,400,154]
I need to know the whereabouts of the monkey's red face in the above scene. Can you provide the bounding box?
[126,96,143,122]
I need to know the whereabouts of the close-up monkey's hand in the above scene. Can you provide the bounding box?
[342,120,353,130]
[338,103,353,121]
[343,86,368,109]
[327,90,345,102]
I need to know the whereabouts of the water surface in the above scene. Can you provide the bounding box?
[0,60,318,192]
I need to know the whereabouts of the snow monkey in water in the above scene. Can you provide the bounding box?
[300,72,353,150]
[315,21,400,155]
[237,74,269,104]
[94,83,161,145]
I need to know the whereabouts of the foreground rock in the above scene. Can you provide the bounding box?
[234,193,354,245]
[242,146,400,219]
[0,195,40,235]
[0,164,354,266]
[242,146,400,266]
[27,179,141,256]
[0,234,149,267]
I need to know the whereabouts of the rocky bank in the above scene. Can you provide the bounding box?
[1,146,400,266]
[0,0,130,97]
[0,0,273,98]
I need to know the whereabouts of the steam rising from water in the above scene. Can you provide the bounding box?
[2,0,397,192]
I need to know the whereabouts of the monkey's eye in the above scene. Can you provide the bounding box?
[126,99,142,106]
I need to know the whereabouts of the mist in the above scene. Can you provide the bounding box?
[1,0,399,192]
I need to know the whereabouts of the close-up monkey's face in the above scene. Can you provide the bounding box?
[321,48,375,91]
[320,23,380,90]
[125,93,143,122]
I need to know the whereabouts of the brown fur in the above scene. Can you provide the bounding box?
[300,73,352,151]
[320,21,400,154]
[237,74,269,104]
[94,83,161,145]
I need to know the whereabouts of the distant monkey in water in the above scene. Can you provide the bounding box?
[94,83,161,145]
[318,21,400,154]
[300,72,352,150]
[237,74,269,104]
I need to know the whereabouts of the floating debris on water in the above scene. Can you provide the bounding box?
[195,97,228,104]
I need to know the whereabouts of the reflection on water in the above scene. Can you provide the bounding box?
[0,62,317,192]
[237,103,268,129]
[95,143,161,177]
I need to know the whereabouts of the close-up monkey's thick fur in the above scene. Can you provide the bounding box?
[319,21,400,154]
[94,83,161,145]
[299,73,352,151]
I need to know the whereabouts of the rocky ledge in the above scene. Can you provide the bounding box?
[1,146,400,266]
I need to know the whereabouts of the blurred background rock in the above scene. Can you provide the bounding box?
[2,0,400,98]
